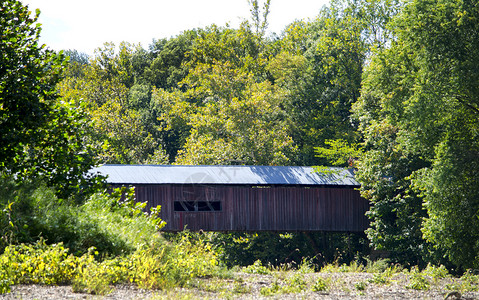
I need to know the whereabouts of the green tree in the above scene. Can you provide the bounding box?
[248,0,271,37]
[154,24,284,164]
[175,71,296,165]
[58,56,168,165]
[271,7,366,165]
[354,0,479,269]
[399,0,479,269]
[0,0,99,197]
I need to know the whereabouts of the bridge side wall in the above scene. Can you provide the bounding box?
[131,184,369,232]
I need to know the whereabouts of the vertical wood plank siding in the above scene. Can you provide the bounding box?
[134,184,368,232]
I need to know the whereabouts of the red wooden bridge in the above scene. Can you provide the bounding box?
[92,165,369,232]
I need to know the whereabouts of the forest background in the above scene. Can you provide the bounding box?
[1,0,479,292]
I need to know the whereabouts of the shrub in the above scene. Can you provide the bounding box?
[283,273,307,293]
[0,176,164,257]
[407,272,430,290]
[364,258,392,273]
[422,264,450,283]
[0,234,221,294]
[355,281,367,291]
[210,231,369,268]
[0,241,76,286]
[311,277,329,292]
[243,260,271,275]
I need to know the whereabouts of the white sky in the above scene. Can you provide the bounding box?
[22,0,330,55]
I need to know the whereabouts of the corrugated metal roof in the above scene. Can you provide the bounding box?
[91,165,360,186]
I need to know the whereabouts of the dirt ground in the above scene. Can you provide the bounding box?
[1,271,478,299]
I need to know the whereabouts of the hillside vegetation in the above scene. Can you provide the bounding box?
[1,0,478,296]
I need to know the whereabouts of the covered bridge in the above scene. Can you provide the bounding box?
[92,165,369,232]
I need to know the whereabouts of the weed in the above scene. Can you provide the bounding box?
[190,278,226,293]
[258,274,308,296]
[244,260,270,275]
[273,262,296,272]
[422,264,450,284]
[340,261,364,272]
[232,282,251,294]
[406,270,430,290]
[283,273,307,293]
[355,281,367,291]
[320,261,364,273]
[71,248,113,295]
[453,271,479,292]
[320,263,341,273]
[0,232,221,295]
[298,257,316,274]
[0,270,12,294]
[1,241,77,285]
[365,258,391,273]
[370,272,391,285]
[260,280,281,296]
[311,277,329,292]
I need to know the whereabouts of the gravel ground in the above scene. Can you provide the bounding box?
[1,272,478,299]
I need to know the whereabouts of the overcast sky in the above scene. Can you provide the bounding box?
[22,0,329,55]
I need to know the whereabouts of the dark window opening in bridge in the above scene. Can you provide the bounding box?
[174,201,222,212]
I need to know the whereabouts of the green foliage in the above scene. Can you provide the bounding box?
[243,260,271,275]
[0,1,100,198]
[0,177,164,256]
[457,272,479,292]
[174,78,296,165]
[260,280,281,296]
[369,272,391,285]
[422,264,450,283]
[354,281,367,291]
[211,231,369,269]
[320,260,364,273]
[53,0,389,167]
[354,0,479,270]
[9,0,478,276]
[1,241,77,286]
[0,234,220,295]
[406,267,430,290]
[298,257,316,274]
[248,0,271,37]
[284,273,308,293]
[260,273,308,296]
[58,48,169,165]
[311,277,329,292]
[275,6,367,165]
[314,139,363,167]
[364,258,393,273]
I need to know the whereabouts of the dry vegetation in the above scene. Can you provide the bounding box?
[2,260,479,299]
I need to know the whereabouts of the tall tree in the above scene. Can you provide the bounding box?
[58,47,169,165]
[272,6,367,165]
[174,63,295,165]
[0,0,99,197]
[248,0,271,37]
[354,0,479,268]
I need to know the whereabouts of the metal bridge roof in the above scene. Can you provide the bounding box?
[91,165,359,186]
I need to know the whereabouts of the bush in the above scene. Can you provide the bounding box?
[0,177,164,256]
[0,235,220,294]
[210,231,369,268]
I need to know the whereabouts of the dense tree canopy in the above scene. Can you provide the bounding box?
[354,0,479,268]
[0,0,99,197]
[58,9,368,166]
[4,0,477,270]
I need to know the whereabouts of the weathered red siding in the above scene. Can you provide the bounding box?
[132,184,368,232]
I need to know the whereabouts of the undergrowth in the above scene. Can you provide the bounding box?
[1,178,477,296]
[0,235,220,294]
